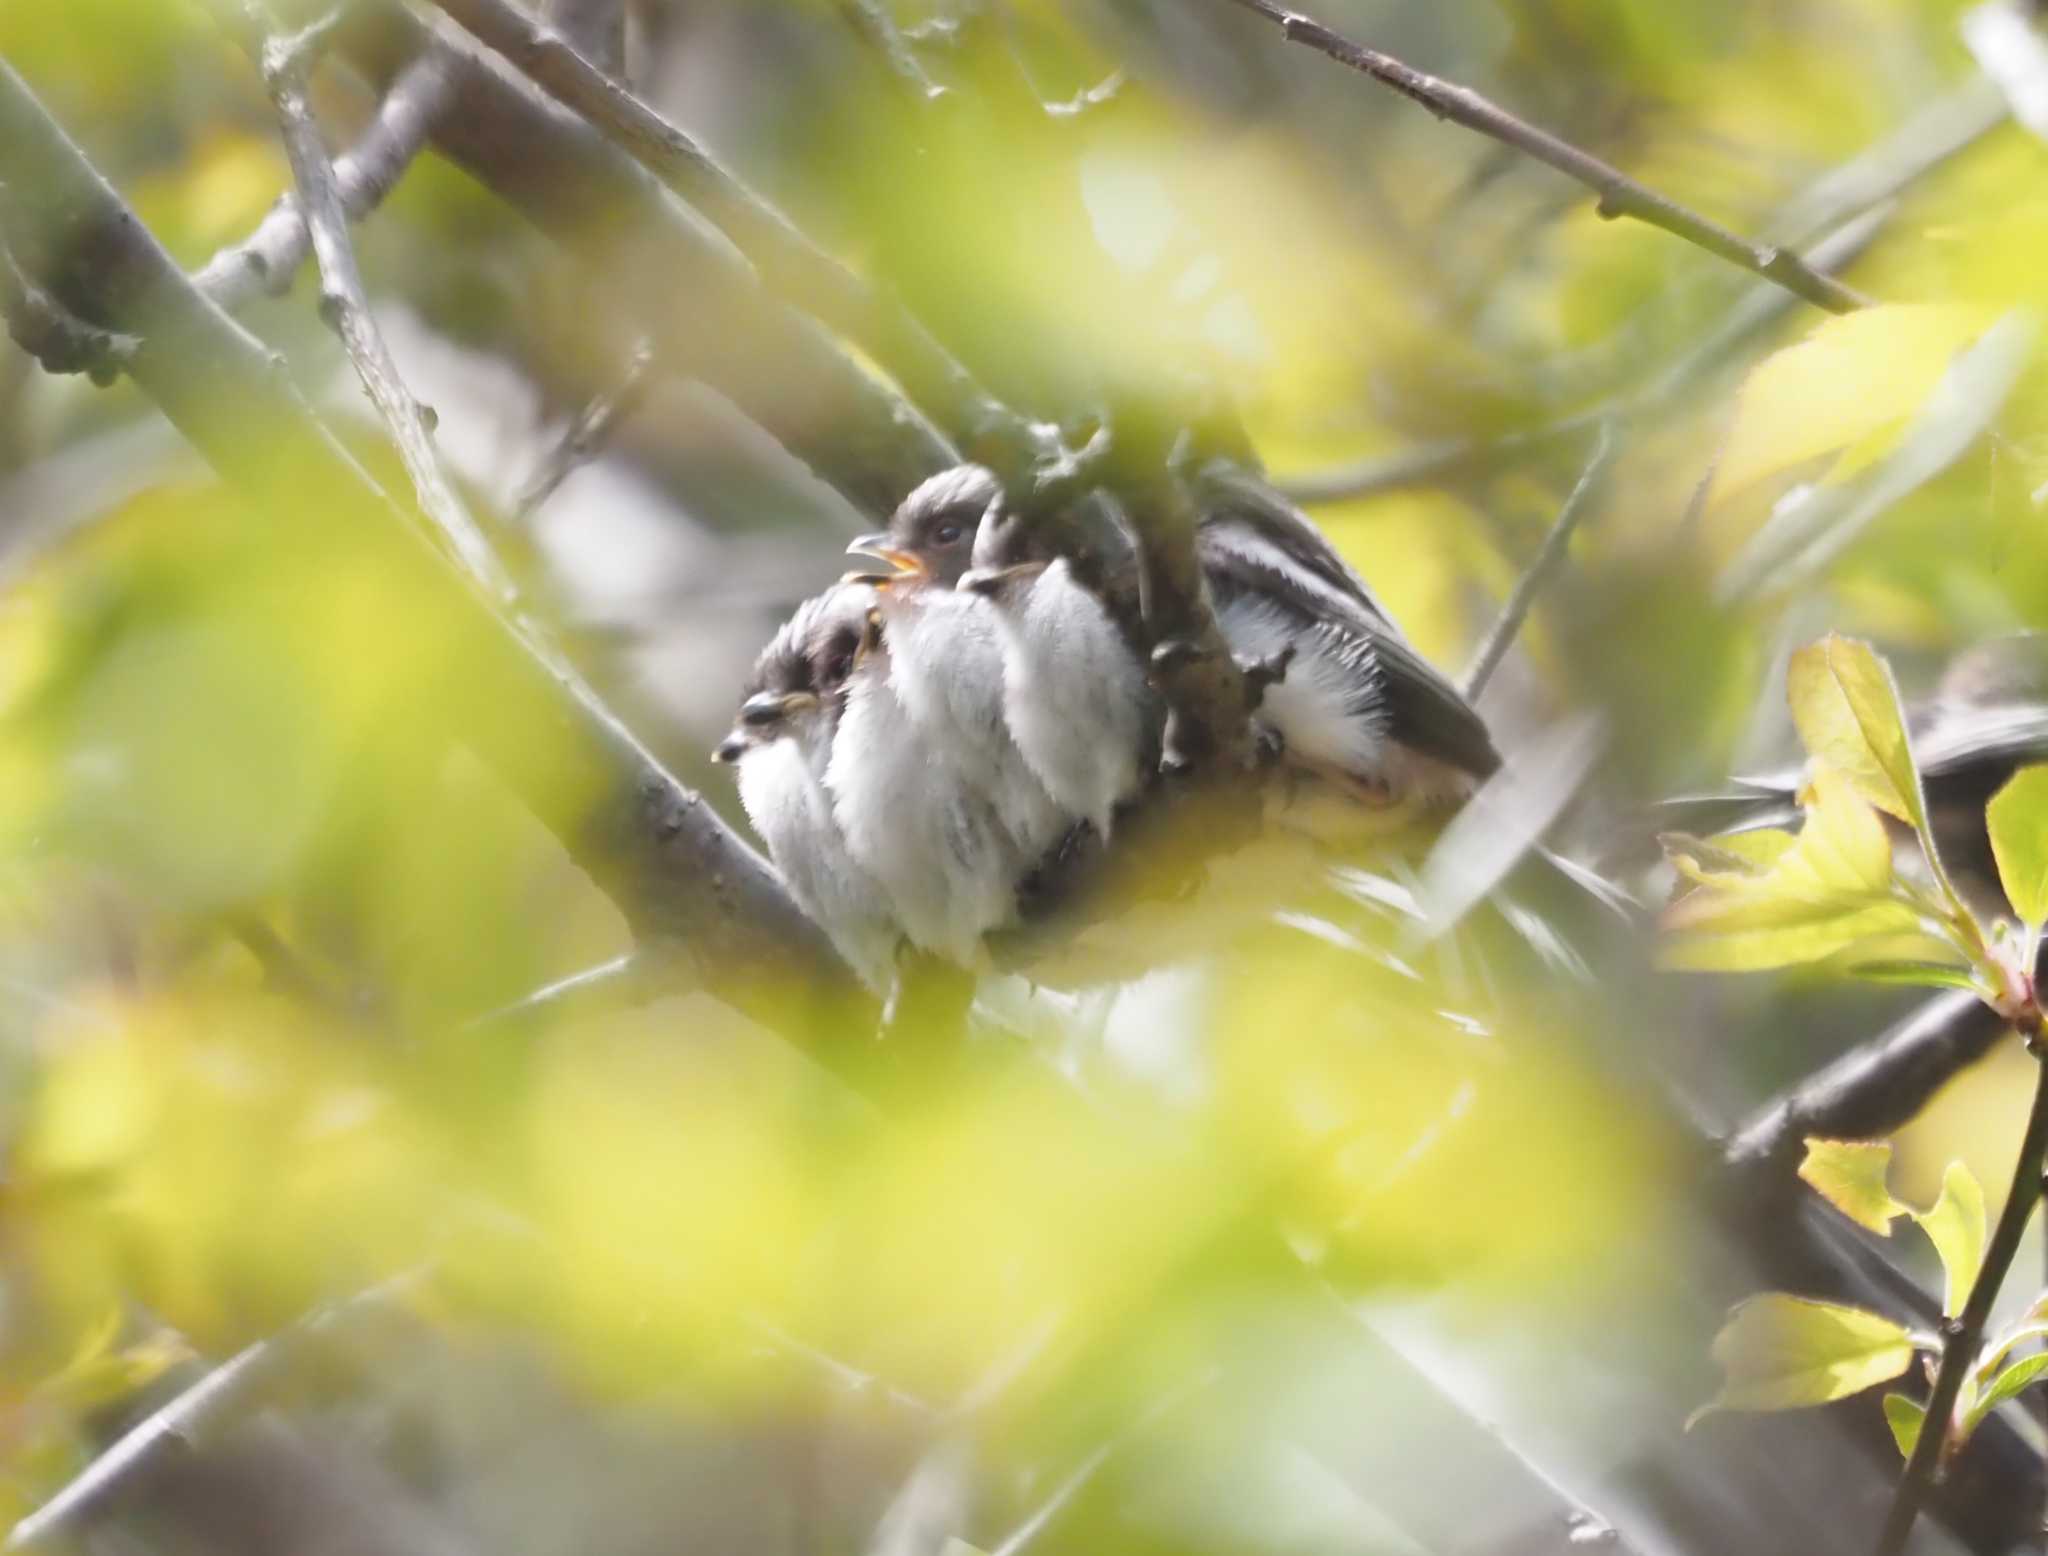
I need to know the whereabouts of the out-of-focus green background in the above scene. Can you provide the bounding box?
[2,1,2046,1551]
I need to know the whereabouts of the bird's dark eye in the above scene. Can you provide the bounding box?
[823,654,852,686]
[934,522,964,546]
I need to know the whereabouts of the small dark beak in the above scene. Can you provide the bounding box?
[960,561,1046,598]
[712,733,748,764]
[846,533,929,579]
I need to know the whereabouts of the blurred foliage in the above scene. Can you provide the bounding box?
[3,0,2048,1549]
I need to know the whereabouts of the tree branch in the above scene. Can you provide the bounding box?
[0,58,868,1036]
[418,0,1056,484]
[333,0,956,521]
[513,335,652,523]
[1217,0,1869,314]
[546,0,624,76]
[1724,990,2007,1171]
[247,0,517,605]
[191,48,456,313]
[1460,420,1616,700]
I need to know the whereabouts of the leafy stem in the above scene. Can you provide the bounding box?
[1876,1039,2048,1556]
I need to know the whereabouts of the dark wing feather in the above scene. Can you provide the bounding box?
[1196,505,1501,781]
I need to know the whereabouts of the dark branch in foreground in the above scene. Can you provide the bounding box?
[0,58,868,1036]
[1723,991,2008,1172]
[1217,0,1869,314]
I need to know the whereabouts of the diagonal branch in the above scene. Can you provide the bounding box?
[192,48,456,313]
[1218,0,1870,314]
[0,58,868,1036]
[0,218,138,382]
[420,0,1053,483]
[246,0,516,605]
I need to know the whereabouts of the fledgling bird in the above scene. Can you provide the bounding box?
[1193,465,1501,804]
[712,584,902,992]
[961,493,1156,840]
[823,585,1024,966]
[846,466,1073,868]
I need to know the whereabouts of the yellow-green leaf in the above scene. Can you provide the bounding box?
[1799,1138,1906,1235]
[1882,1392,1925,1460]
[1987,765,2048,931]
[1716,304,1995,500]
[1695,1294,1916,1419]
[1913,1161,1987,1319]
[1787,636,1926,831]
[1966,1352,2048,1439]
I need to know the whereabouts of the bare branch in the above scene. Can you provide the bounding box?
[1461,421,1616,700]
[1217,0,1869,314]
[419,0,1055,484]
[513,336,653,522]
[835,0,949,104]
[547,0,623,75]
[0,59,868,1032]
[1963,0,2048,143]
[192,49,456,313]
[248,0,518,605]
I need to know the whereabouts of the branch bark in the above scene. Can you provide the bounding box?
[334,0,956,522]
[0,57,869,1036]
[418,0,1053,484]
[1217,0,1869,314]
[190,49,456,313]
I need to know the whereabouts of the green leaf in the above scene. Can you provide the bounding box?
[1842,959,1986,994]
[1966,1352,2048,1439]
[1798,1138,1907,1235]
[1694,1294,1916,1421]
[1662,829,1798,885]
[1660,766,1957,973]
[1882,1392,1925,1460]
[1786,636,1926,831]
[1987,765,2048,931]
[1913,1161,1987,1318]
[1715,304,1997,501]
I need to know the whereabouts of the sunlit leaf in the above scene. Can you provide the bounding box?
[1716,304,1996,500]
[1913,1161,1987,1319]
[1883,1391,1925,1460]
[1842,960,1986,994]
[1798,1138,1906,1235]
[1966,1352,2048,1439]
[1987,765,2048,931]
[1659,766,1949,972]
[1695,1295,1917,1420]
[1786,635,1925,830]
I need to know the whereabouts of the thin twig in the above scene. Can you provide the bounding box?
[192,49,456,314]
[250,0,520,607]
[513,336,654,522]
[1877,1040,2048,1554]
[1461,421,1616,699]
[835,0,948,103]
[421,0,1053,483]
[546,0,624,74]
[1218,0,1868,314]
[5,1277,419,1552]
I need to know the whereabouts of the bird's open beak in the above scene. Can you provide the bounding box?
[960,561,1047,597]
[846,533,929,581]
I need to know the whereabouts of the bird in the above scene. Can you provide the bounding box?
[711,583,902,993]
[844,466,1075,870]
[961,494,1157,841]
[1191,464,1501,806]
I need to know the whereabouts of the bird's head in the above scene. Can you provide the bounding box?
[847,463,1003,590]
[713,583,879,763]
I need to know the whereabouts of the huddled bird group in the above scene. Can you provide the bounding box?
[714,463,1500,993]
